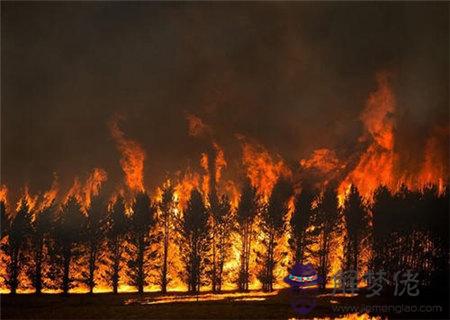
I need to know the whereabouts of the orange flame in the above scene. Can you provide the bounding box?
[240,138,291,199]
[338,72,396,201]
[64,168,107,211]
[0,185,7,204]
[110,117,146,193]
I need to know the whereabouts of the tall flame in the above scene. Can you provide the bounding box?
[64,168,108,211]
[0,185,7,204]
[110,117,146,192]
[339,72,396,201]
[240,138,291,199]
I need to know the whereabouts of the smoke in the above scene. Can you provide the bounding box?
[2,3,448,201]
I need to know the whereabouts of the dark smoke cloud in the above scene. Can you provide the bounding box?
[1,2,448,198]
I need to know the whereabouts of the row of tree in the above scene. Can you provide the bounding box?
[0,180,448,294]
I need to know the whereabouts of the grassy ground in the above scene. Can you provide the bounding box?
[1,288,448,319]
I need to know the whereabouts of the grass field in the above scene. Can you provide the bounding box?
[1,288,448,319]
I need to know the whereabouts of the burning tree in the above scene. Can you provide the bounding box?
[105,196,128,294]
[3,199,32,294]
[312,186,340,290]
[179,189,209,293]
[371,185,449,287]
[84,196,106,293]
[290,186,316,264]
[157,183,177,293]
[210,194,233,292]
[258,177,293,292]
[30,202,54,294]
[127,192,157,294]
[343,185,367,276]
[53,197,87,294]
[236,180,259,292]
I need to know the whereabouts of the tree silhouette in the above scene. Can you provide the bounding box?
[211,194,233,292]
[343,185,367,275]
[290,186,315,264]
[158,183,176,294]
[370,185,392,273]
[259,178,293,291]
[313,186,340,290]
[427,186,448,288]
[106,196,128,294]
[208,189,220,293]
[180,189,209,293]
[30,202,54,294]
[5,199,32,294]
[371,184,449,288]
[128,192,156,294]
[236,180,259,291]
[85,196,106,293]
[53,197,86,294]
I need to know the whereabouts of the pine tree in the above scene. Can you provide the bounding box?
[85,196,106,293]
[31,202,54,294]
[212,194,233,292]
[53,197,86,294]
[106,197,128,294]
[260,178,293,291]
[5,199,32,294]
[158,184,176,293]
[290,186,316,264]
[180,189,209,293]
[128,192,156,294]
[236,180,259,291]
[314,186,340,290]
[343,185,366,275]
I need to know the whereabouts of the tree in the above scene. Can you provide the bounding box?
[290,186,316,264]
[5,199,32,294]
[371,184,449,287]
[343,185,367,275]
[314,186,340,290]
[30,203,54,294]
[128,192,156,294]
[211,194,233,292]
[180,189,209,293]
[208,189,220,293]
[85,196,106,293]
[106,196,128,294]
[158,183,176,293]
[260,178,293,291]
[370,185,393,273]
[53,197,86,294]
[236,180,259,291]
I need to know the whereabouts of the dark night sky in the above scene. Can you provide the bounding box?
[1,2,448,197]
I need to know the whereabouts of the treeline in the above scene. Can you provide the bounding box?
[0,180,448,294]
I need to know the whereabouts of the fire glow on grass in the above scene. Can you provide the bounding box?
[0,71,447,294]
[124,291,277,305]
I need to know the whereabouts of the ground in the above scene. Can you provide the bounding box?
[1,288,448,319]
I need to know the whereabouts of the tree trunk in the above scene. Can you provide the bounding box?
[161,219,168,294]
[211,223,217,292]
[88,242,97,294]
[62,244,71,294]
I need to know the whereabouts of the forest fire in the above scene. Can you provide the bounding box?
[1,3,449,319]
[0,71,448,296]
